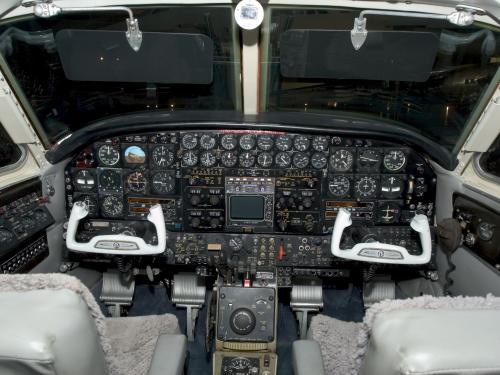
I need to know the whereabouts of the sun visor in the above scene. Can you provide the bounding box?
[55,30,214,84]
[280,30,439,82]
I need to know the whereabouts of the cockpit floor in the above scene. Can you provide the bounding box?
[91,280,364,375]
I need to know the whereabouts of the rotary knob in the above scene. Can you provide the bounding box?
[230,308,256,335]
[190,195,202,206]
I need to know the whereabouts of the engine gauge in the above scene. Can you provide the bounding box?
[74,194,98,217]
[239,152,255,167]
[182,151,198,166]
[257,152,273,167]
[293,135,310,151]
[381,175,404,199]
[181,133,198,149]
[97,144,120,166]
[311,153,327,169]
[101,195,123,218]
[312,136,329,152]
[292,152,309,168]
[378,202,401,224]
[152,171,175,194]
[127,171,147,193]
[330,149,354,172]
[355,176,379,199]
[358,149,381,171]
[257,135,274,151]
[221,134,238,150]
[0,228,14,243]
[239,134,256,150]
[200,134,217,150]
[221,151,238,167]
[274,152,290,168]
[328,175,351,197]
[200,151,217,167]
[74,170,96,192]
[275,135,292,151]
[151,145,174,167]
[383,150,407,172]
[99,169,122,191]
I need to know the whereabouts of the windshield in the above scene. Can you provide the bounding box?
[0,6,241,144]
[260,7,500,151]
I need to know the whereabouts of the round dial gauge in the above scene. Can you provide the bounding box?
[127,171,147,193]
[181,134,198,150]
[99,169,122,191]
[311,153,327,169]
[101,195,123,217]
[221,134,238,150]
[221,151,238,167]
[97,144,120,166]
[477,222,495,241]
[275,135,292,151]
[330,149,354,172]
[358,149,381,170]
[292,152,309,168]
[312,136,329,152]
[257,135,274,151]
[293,135,310,151]
[239,152,255,167]
[355,176,379,198]
[383,150,406,172]
[229,357,252,371]
[75,194,98,217]
[257,152,273,167]
[152,145,174,167]
[182,151,198,167]
[74,170,96,192]
[152,172,175,194]
[381,175,404,199]
[329,175,350,197]
[0,228,14,242]
[239,134,256,150]
[200,151,217,167]
[229,237,244,251]
[200,134,217,150]
[378,202,401,223]
[275,152,291,167]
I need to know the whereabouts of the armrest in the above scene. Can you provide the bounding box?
[292,340,325,375]
[148,334,187,375]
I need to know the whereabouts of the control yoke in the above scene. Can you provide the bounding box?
[331,208,432,265]
[66,202,166,255]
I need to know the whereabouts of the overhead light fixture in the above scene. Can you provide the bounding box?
[351,7,477,50]
[28,2,142,52]
[234,0,264,30]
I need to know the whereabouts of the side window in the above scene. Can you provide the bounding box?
[0,124,23,169]
[479,134,500,179]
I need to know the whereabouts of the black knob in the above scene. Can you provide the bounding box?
[230,308,256,335]
[209,196,220,206]
[191,217,201,228]
[190,195,201,206]
[303,198,312,209]
[210,218,220,228]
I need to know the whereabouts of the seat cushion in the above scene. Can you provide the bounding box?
[106,314,180,375]
[308,315,361,375]
[360,308,500,375]
[0,289,108,375]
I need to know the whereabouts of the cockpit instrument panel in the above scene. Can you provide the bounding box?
[64,130,437,283]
